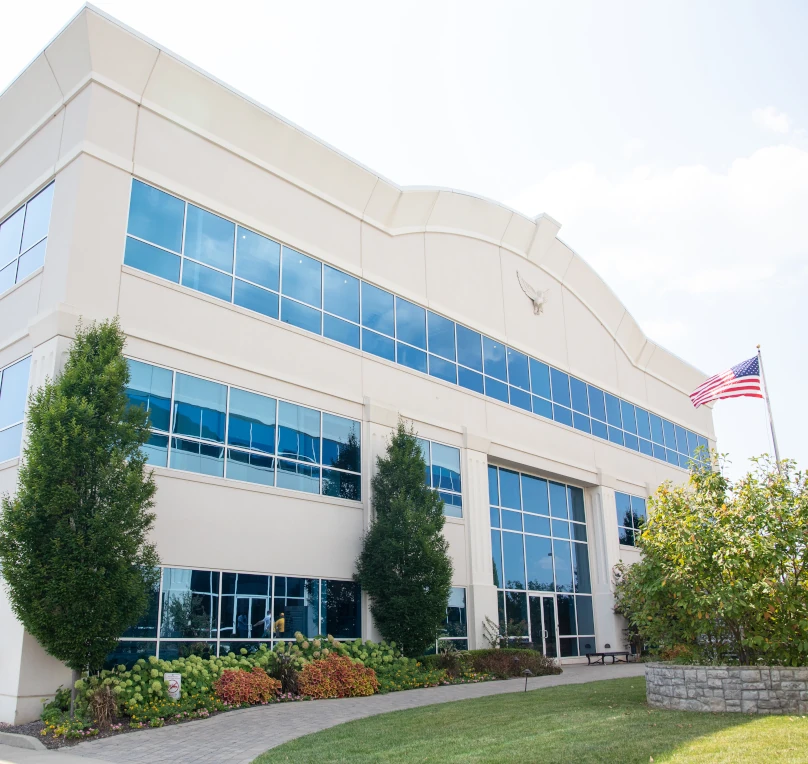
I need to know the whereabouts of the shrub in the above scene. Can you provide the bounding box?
[463,649,560,679]
[298,655,379,699]
[269,653,299,695]
[214,667,280,705]
[89,684,119,729]
[375,662,447,693]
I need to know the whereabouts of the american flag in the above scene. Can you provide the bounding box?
[690,356,763,408]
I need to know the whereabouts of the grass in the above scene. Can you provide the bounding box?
[253,677,808,763]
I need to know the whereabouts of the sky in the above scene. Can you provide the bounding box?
[2,0,806,479]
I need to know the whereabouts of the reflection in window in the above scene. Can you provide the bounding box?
[616,491,647,547]
[418,438,463,517]
[0,356,32,462]
[160,568,219,639]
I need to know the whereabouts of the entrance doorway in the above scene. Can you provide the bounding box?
[234,596,270,639]
[529,594,558,658]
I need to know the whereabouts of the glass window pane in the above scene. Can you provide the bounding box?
[226,449,275,486]
[427,312,455,361]
[322,580,361,639]
[572,522,587,542]
[170,438,224,476]
[16,239,46,280]
[505,592,528,637]
[397,343,427,373]
[624,432,639,451]
[322,469,361,501]
[502,509,522,532]
[277,459,320,493]
[550,369,571,407]
[456,325,482,371]
[485,376,509,403]
[553,540,574,592]
[620,401,637,434]
[521,475,548,515]
[324,314,360,348]
[143,433,168,466]
[674,425,688,454]
[653,443,666,461]
[525,535,554,591]
[639,438,653,456]
[444,587,467,638]
[491,530,503,587]
[576,595,595,634]
[572,413,591,433]
[395,298,426,349]
[277,402,320,464]
[431,443,461,492]
[507,349,529,391]
[532,395,552,419]
[567,486,586,523]
[281,247,321,307]
[557,594,576,635]
[488,465,499,505]
[185,205,234,273]
[524,513,551,536]
[552,519,570,539]
[235,227,279,291]
[499,469,521,509]
[159,568,220,639]
[323,266,359,323]
[615,492,632,529]
[361,282,394,336]
[661,420,676,449]
[572,542,591,593]
[591,419,608,440]
[502,531,526,590]
[570,377,589,414]
[428,355,457,384]
[636,408,651,439]
[281,297,322,334]
[363,329,395,361]
[273,577,320,638]
[588,386,606,422]
[126,359,172,432]
[649,413,665,445]
[482,337,507,381]
[509,387,531,411]
[0,261,16,293]
[173,373,226,442]
[553,405,573,426]
[529,359,551,398]
[124,237,180,282]
[227,388,276,454]
[0,207,24,266]
[608,426,624,446]
[103,641,156,671]
[549,481,568,519]
[0,423,23,462]
[322,414,360,472]
[631,496,648,528]
[0,357,31,430]
[458,366,484,394]
[604,393,622,427]
[234,279,279,319]
[181,259,232,301]
[490,506,501,528]
[619,526,635,546]
[127,180,184,253]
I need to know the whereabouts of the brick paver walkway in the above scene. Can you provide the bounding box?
[56,662,644,764]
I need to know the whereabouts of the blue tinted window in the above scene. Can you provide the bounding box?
[126,360,172,432]
[170,438,224,477]
[324,469,361,501]
[552,519,570,539]
[482,337,507,381]
[577,596,595,634]
[427,312,455,361]
[0,357,31,430]
[674,425,688,454]
[591,419,608,440]
[172,374,227,443]
[324,315,360,348]
[428,355,457,384]
[363,329,395,361]
[549,482,568,519]
[322,414,360,472]
[630,496,648,527]
[532,396,552,419]
[639,438,653,456]
[182,259,232,301]
[570,377,589,414]
[529,359,551,398]
[20,184,54,252]
[490,506,500,528]
[635,407,651,439]
[687,431,699,458]
[0,261,16,293]
[662,419,676,449]
[456,325,483,371]
[615,492,632,528]
[525,535,554,591]
[509,387,531,411]
[395,298,426,349]
[502,510,522,532]
[281,298,321,334]
[128,180,184,253]
[485,377,509,403]
[227,450,275,486]
[499,469,521,509]
[361,282,394,336]
[227,388,276,454]
[568,486,586,523]
[521,475,548,515]
[572,543,591,593]
[431,443,460,492]
[553,540,574,593]
[653,443,667,461]
[649,413,664,444]
[458,367,483,394]
[524,514,551,537]
[277,460,320,493]
[0,208,24,266]
[234,279,278,319]
[666,448,678,465]
[323,266,359,323]
[143,434,168,467]
[235,227,279,291]
[507,349,530,390]
[277,402,320,464]
[185,205,234,273]
[588,386,606,422]
[124,238,180,283]
[397,343,427,373]
[488,466,499,505]
[624,433,639,451]
[502,532,526,589]
[491,531,503,587]
[608,426,624,446]
[604,393,622,427]
[621,401,637,434]
[553,405,572,426]
[16,238,45,281]
[282,248,321,307]
[573,413,591,433]
[550,369,571,407]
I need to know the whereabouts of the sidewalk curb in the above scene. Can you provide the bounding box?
[0,731,47,751]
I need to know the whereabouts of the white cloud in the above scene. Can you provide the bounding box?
[753,106,790,134]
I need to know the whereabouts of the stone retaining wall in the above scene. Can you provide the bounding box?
[645,662,808,714]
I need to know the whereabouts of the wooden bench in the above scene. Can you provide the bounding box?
[586,651,633,665]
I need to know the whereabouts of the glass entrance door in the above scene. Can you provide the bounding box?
[529,594,558,657]
[234,596,270,639]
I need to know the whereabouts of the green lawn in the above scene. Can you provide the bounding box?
[254,678,808,763]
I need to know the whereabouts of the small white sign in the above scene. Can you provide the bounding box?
[164,672,181,700]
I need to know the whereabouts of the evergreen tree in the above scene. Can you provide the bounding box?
[355,421,453,656]
[0,319,159,688]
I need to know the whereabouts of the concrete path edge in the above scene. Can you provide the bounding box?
[0,731,47,751]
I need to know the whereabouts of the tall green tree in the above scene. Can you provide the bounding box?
[614,455,808,666]
[0,319,159,691]
[355,421,453,657]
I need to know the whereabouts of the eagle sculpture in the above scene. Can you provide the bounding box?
[516,272,549,315]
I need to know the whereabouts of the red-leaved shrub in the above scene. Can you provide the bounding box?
[214,667,280,705]
[298,654,379,699]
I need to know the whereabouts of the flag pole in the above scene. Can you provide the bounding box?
[756,345,782,473]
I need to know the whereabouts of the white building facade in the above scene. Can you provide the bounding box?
[0,7,715,724]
